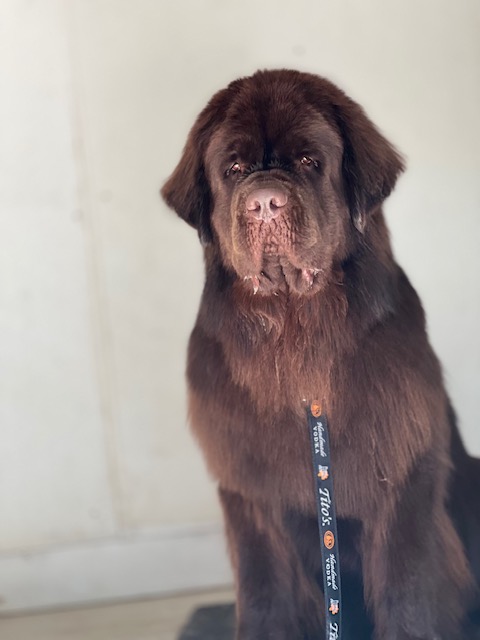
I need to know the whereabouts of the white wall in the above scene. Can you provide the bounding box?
[0,0,479,613]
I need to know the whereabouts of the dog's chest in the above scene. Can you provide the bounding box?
[192,388,384,519]
[188,324,385,519]
[189,291,395,517]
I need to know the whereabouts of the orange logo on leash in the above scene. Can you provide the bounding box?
[311,402,322,417]
[318,465,329,480]
[329,599,339,615]
[324,530,335,549]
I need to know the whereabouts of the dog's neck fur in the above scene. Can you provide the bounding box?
[197,209,402,415]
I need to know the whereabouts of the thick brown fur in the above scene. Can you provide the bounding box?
[162,69,480,640]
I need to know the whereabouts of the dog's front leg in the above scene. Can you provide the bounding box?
[360,477,472,640]
[219,488,312,640]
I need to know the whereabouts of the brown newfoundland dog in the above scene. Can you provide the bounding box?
[162,70,480,639]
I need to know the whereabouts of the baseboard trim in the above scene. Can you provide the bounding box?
[0,523,233,614]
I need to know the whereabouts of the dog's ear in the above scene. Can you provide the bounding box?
[334,96,405,233]
[161,87,232,245]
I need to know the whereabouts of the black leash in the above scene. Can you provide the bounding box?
[307,402,342,640]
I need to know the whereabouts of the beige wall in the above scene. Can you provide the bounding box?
[0,0,479,611]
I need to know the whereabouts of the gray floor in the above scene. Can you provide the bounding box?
[0,589,235,640]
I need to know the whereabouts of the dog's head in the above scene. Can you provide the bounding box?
[161,69,404,295]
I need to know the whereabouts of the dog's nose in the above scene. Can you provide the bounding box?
[245,188,288,222]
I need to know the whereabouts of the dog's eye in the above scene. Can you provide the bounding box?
[226,162,242,177]
[300,156,318,168]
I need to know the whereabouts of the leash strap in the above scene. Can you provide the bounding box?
[307,402,342,640]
